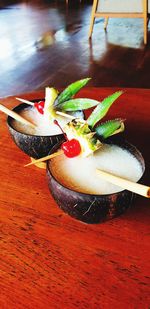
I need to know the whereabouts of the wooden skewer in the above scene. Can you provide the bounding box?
[25,149,63,167]
[0,103,36,128]
[16,97,75,120]
[96,169,150,198]
[56,111,75,120]
[16,97,34,106]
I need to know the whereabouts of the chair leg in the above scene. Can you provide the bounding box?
[144,20,147,44]
[89,17,95,38]
[143,0,147,44]
[104,17,109,30]
[88,0,98,38]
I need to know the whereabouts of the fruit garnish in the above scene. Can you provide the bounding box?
[25,89,126,166]
[56,98,100,112]
[54,119,81,158]
[33,79,124,159]
[54,78,91,106]
[43,87,59,120]
[34,101,45,114]
[53,119,67,139]
[61,139,81,158]
[95,119,125,139]
[63,91,125,158]
[39,78,100,120]
[87,91,123,128]
[64,119,102,157]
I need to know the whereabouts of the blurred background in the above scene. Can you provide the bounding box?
[0,0,150,97]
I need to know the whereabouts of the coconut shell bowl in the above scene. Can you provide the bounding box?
[46,139,145,224]
[7,103,83,160]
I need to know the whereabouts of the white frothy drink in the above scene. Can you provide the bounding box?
[11,106,73,136]
[49,144,143,195]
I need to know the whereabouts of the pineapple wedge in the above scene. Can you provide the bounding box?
[64,119,102,157]
[44,87,59,120]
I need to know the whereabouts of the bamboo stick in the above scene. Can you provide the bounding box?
[25,149,63,167]
[0,103,36,128]
[96,169,150,198]
[56,111,75,120]
[16,97,34,105]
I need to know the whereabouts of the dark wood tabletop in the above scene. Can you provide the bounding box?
[0,88,150,309]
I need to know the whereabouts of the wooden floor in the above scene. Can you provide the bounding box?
[0,0,150,97]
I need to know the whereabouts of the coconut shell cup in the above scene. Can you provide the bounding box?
[46,138,145,224]
[7,103,84,159]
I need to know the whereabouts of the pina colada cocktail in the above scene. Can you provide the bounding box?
[8,78,100,158]
[49,143,143,195]
[46,92,145,224]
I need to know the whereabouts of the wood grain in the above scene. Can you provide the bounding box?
[0,88,150,309]
[1,0,150,99]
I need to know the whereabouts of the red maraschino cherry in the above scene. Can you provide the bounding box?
[61,139,81,158]
[54,119,81,158]
[34,101,45,114]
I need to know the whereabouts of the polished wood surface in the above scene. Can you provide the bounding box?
[0,87,150,309]
[0,0,150,99]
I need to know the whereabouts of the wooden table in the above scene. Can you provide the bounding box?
[0,88,150,309]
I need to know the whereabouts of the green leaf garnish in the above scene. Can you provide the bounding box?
[87,91,123,128]
[56,98,100,111]
[54,78,91,107]
[95,119,125,139]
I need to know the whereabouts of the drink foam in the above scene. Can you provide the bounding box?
[12,106,73,136]
[49,144,143,195]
